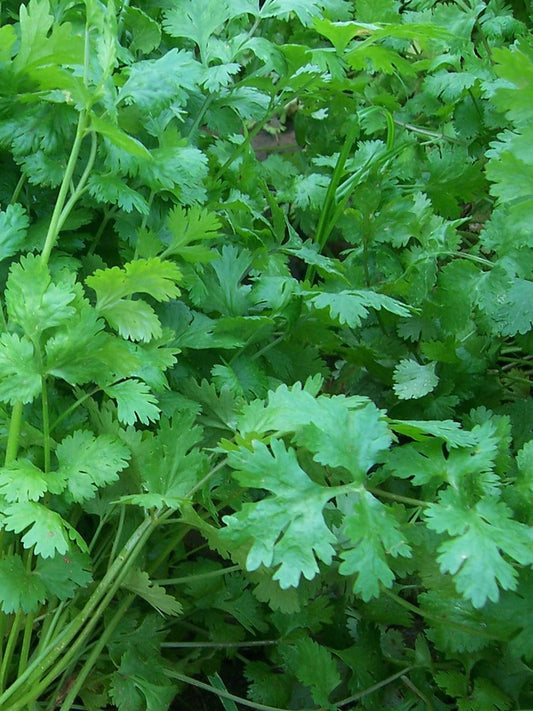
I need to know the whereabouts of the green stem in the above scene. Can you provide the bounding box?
[394,120,464,144]
[59,594,134,711]
[0,512,165,709]
[107,504,126,571]
[382,589,507,642]
[54,130,98,236]
[50,386,101,433]
[41,377,51,475]
[10,174,26,204]
[41,111,89,266]
[157,564,241,585]
[165,670,309,711]
[162,639,278,649]
[17,610,36,679]
[5,401,23,465]
[369,487,429,508]
[0,610,23,692]
[336,666,417,707]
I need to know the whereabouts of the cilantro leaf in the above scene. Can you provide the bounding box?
[103,379,160,426]
[305,288,411,327]
[0,554,46,613]
[122,569,183,616]
[393,359,439,399]
[0,333,41,404]
[6,254,76,337]
[118,49,201,115]
[0,204,29,261]
[339,490,411,600]
[36,549,93,600]
[0,459,64,502]
[425,490,533,607]
[221,439,338,588]
[56,430,130,503]
[163,205,221,263]
[86,258,181,342]
[281,638,341,706]
[295,397,392,482]
[119,414,208,508]
[3,502,83,558]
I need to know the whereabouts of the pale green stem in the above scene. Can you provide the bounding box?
[157,564,240,585]
[59,594,134,711]
[0,512,166,709]
[165,670,307,711]
[41,111,89,266]
[0,610,23,692]
[4,401,23,466]
[383,589,506,642]
[336,666,417,707]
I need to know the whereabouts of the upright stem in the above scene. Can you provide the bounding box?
[41,111,89,267]
[4,401,23,466]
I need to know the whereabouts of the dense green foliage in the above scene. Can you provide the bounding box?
[0,0,532,708]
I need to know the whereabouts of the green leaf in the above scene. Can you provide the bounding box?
[163,1,231,59]
[0,333,41,405]
[221,439,338,588]
[339,490,411,600]
[296,398,392,482]
[163,205,221,262]
[261,0,326,24]
[0,204,29,261]
[305,288,410,327]
[14,0,84,74]
[3,502,83,558]
[6,254,76,337]
[118,49,201,114]
[393,359,439,400]
[0,460,64,502]
[122,569,182,616]
[425,490,533,607]
[0,554,46,613]
[36,549,93,599]
[87,259,182,307]
[89,115,152,160]
[86,258,181,342]
[281,638,341,706]
[56,430,130,502]
[123,6,161,55]
[103,379,160,426]
[119,414,207,507]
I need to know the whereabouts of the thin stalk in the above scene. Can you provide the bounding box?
[187,94,215,139]
[162,639,278,649]
[10,173,26,204]
[17,610,36,678]
[4,401,23,465]
[0,512,166,709]
[165,670,309,711]
[369,487,429,508]
[394,120,464,144]
[59,594,134,711]
[41,111,89,266]
[107,504,126,571]
[41,377,51,475]
[34,602,68,657]
[336,666,417,707]
[382,589,507,642]
[0,610,24,692]
[157,564,241,586]
[50,386,101,433]
[184,457,229,499]
[54,130,98,236]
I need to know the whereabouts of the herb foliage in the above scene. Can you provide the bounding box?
[0,0,532,709]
